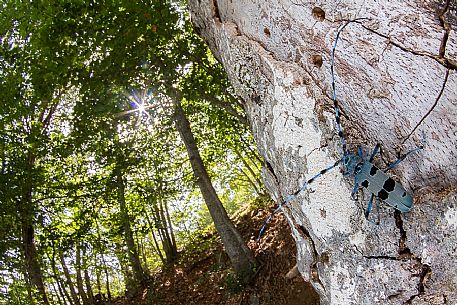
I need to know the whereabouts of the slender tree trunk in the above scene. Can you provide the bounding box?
[143,206,165,263]
[84,270,94,304]
[173,100,256,283]
[57,276,73,305]
[60,252,81,305]
[239,136,263,166]
[150,201,173,263]
[234,149,263,190]
[158,195,177,263]
[115,168,145,289]
[51,282,64,305]
[49,248,73,305]
[100,253,111,300]
[21,219,49,305]
[239,167,261,195]
[134,230,148,273]
[82,247,94,304]
[95,263,102,295]
[95,218,111,299]
[115,247,133,292]
[55,268,73,305]
[162,191,177,258]
[75,245,89,305]
[139,237,149,272]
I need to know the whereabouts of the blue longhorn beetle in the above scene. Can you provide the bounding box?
[258,19,423,239]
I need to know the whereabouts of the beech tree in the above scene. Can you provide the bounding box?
[188,0,456,304]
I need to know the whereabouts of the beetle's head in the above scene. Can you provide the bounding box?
[342,153,363,175]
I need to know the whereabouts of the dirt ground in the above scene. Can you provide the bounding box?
[106,207,320,305]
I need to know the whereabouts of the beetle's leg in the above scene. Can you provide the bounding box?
[369,142,424,172]
[358,146,364,158]
[365,194,374,218]
[365,194,381,225]
[258,208,280,241]
[384,145,424,172]
[351,175,360,200]
[258,159,342,240]
[295,159,341,194]
[369,143,381,162]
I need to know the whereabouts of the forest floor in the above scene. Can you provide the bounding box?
[106,206,320,305]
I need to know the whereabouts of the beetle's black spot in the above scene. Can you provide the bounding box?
[383,178,396,192]
[361,180,369,188]
[402,192,407,197]
[377,189,389,200]
[369,166,378,176]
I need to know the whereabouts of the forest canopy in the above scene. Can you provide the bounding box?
[0,1,263,304]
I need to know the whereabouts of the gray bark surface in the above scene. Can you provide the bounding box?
[188,1,456,304]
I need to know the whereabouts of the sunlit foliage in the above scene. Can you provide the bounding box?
[0,0,263,304]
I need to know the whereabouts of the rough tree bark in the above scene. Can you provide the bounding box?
[189,1,456,304]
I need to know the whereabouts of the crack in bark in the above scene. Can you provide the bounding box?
[354,21,457,70]
[394,211,433,305]
[394,211,412,257]
[363,255,398,260]
[401,69,450,144]
[402,263,432,305]
[438,0,451,58]
[265,160,280,186]
[296,225,326,291]
[306,145,328,158]
[211,0,222,23]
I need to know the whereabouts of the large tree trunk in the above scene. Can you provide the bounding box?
[173,100,257,283]
[20,152,49,305]
[188,1,456,304]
